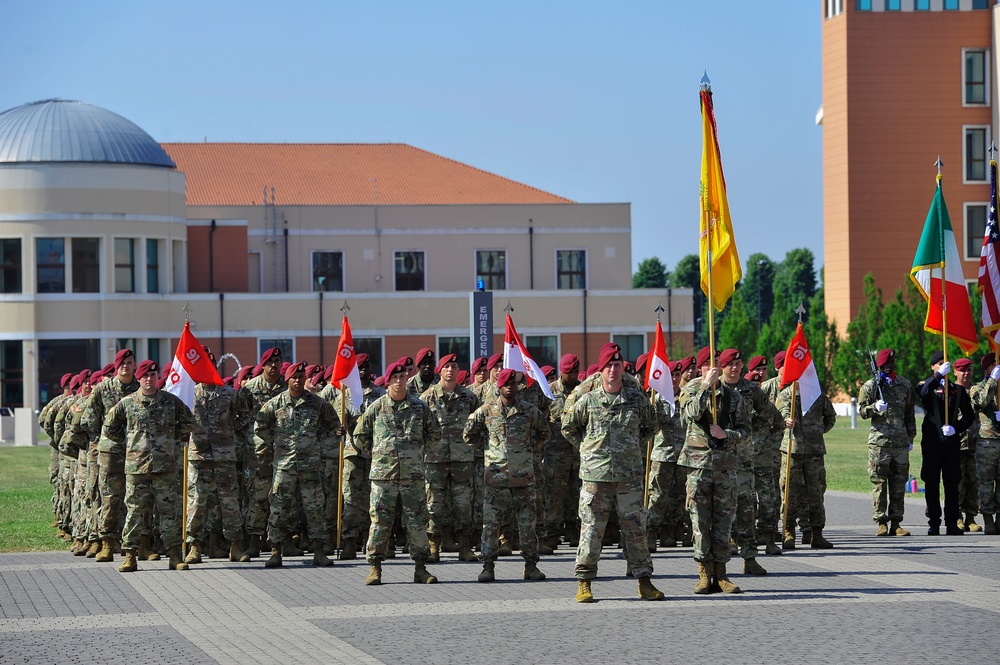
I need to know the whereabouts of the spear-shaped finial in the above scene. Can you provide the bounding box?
[795,302,806,324]
[935,155,944,175]
[654,302,665,322]
[503,301,514,314]
[340,299,351,313]
[990,141,997,162]
[182,302,192,322]
[700,71,711,92]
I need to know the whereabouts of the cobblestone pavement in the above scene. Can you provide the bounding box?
[3,491,999,664]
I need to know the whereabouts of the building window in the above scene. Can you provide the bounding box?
[146,239,160,293]
[944,0,959,9]
[0,340,23,408]
[394,251,425,291]
[1,238,22,294]
[825,0,844,16]
[147,339,162,366]
[965,50,988,106]
[37,339,99,405]
[854,0,871,10]
[312,251,344,291]
[36,238,65,293]
[72,238,100,293]
[114,238,135,293]
[885,0,900,9]
[973,0,989,8]
[915,0,929,9]
[354,337,383,375]
[438,336,470,370]
[966,127,989,182]
[476,250,506,290]
[524,335,558,370]
[259,338,294,362]
[613,334,645,364]
[967,204,988,260]
[116,339,137,358]
[556,250,586,289]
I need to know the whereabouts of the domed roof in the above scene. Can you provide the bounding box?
[0,99,175,168]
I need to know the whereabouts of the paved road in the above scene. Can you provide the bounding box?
[2,491,999,664]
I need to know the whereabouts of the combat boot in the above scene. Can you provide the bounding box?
[575,580,594,603]
[497,534,514,556]
[478,561,496,583]
[984,514,998,535]
[956,516,967,531]
[538,537,554,556]
[413,563,438,584]
[966,514,983,533]
[167,546,189,571]
[229,538,251,563]
[312,541,334,567]
[876,522,889,536]
[457,533,478,562]
[646,531,658,553]
[184,542,203,565]
[365,563,382,586]
[72,538,87,555]
[144,536,161,561]
[713,562,742,594]
[801,529,812,546]
[764,532,783,555]
[282,540,304,557]
[246,534,261,558]
[810,528,834,549]
[781,529,796,550]
[637,576,665,600]
[384,536,397,559]
[94,538,116,562]
[264,546,282,568]
[660,525,676,548]
[743,558,767,575]
[85,540,101,558]
[523,562,546,581]
[118,549,138,573]
[427,533,442,563]
[891,521,910,536]
[442,526,458,553]
[339,537,358,561]
[694,561,714,595]
[210,532,229,559]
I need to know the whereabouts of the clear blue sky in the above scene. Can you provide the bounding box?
[2,1,823,277]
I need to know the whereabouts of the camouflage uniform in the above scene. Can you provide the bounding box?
[354,392,442,563]
[187,383,250,545]
[756,377,786,537]
[63,395,93,541]
[420,383,481,541]
[104,390,195,550]
[725,377,774,561]
[38,394,69,516]
[464,397,550,562]
[645,395,685,540]
[561,382,657,580]
[678,379,750,564]
[255,390,339,546]
[970,378,1000,521]
[858,375,917,526]
[241,374,287,538]
[776,388,837,532]
[67,404,102,545]
[407,373,437,397]
[469,380,493,534]
[958,416,980,519]
[543,378,581,541]
[53,396,82,532]
[82,376,139,540]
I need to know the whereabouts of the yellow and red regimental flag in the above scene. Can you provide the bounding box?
[699,88,742,312]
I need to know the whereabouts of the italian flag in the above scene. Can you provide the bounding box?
[910,178,979,354]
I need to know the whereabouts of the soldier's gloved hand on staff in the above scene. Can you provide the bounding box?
[701,367,720,388]
[991,366,1000,381]
[941,425,955,437]
[994,410,1000,422]
[875,400,888,413]
[936,361,951,377]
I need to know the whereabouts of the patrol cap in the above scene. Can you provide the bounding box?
[356,353,370,368]
[496,368,517,387]
[954,358,973,371]
[260,347,282,364]
[876,349,895,367]
[415,348,435,366]
[436,353,458,372]
[696,346,715,369]
[284,361,307,381]
[134,360,159,379]
[719,349,742,367]
[486,353,504,371]
[773,351,787,369]
[597,342,623,370]
[929,350,945,366]
[471,356,488,375]
[747,355,767,371]
[60,372,74,388]
[385,360,408,378]
[981,355,996,372]
[560,354,580,374]
[634,353,649,375]
[113,349,134,371]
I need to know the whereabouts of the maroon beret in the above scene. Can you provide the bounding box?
[598,342,623,370]
[437,353,458,372]
[374,376,386,387]
[356,353,370,368]
[577,370,588,381]
[236,365,254,387]
[954,358,973,371]
[587,363,599,376]
[399,356,415,368]
[284,361,307,381]
[634,353,649,374]
[982,355,996,371]
[113,348,134,371]
[773,350,787,369]
[280,361,291,375]
[876,349,895,368]
[60,372,74,388]
[457,370,469,384]
[385,360,408,378]
[305,364,322,379]
[559,354,580,374]
[69,372,85,392]
[747,355,767,371]
[486,353,504,370]
[718,349,742,367]
[102,363,115,375]
[678,356,695,373]
[252,364,264,378]
[415,348,435,366]
[157,376,168,390]
[224,376,235,387]
[540,365,555,379]
[496,368,517,387]
[696,346,715,369]
[134,360,159,379]
[89,369,105,386]
[260,347,282,364]
[623,361,634,373]
[743,372,757,381]
[471,356,488,374]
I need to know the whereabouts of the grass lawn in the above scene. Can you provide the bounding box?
[0,445,66,553]
[825,415,922,494]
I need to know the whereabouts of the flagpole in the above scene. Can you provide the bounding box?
[336,300,351,554]
[181,303,192,559]
[701,75,718,424]
[781,304,806,538]
[644,305,665,506]
[936,159,949,427]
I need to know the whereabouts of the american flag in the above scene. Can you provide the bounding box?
[979,159,1000,344]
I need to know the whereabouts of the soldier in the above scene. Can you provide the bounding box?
[776,378,838,548]
[52,372,88,543]
[65,371,95,553]
[469,356,489,397]
[103,361,195,572]
[420,353,481,562]
[858,349,917,536]
[255,361,340,568]
[465,368,550,582]
[562,343,664,603]
[74,370,108,557]
[645,360,684,552]
[185,347,252,564]
[952,358,982,532]
[407,348,437,396]
[82,349,139,562]
[471,352,504,543]
[744,355,783,555]
[542,354,581,551]
[918,352,975,536]
[971,356,1000,534]
[354,360,442,585]
[760,352,788,549]
[40,373,74,534]
[679,347,751,594]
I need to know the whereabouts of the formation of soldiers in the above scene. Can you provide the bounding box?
[40,338,999,600]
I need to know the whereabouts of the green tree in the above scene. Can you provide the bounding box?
[740,252,775,333]
[632,257,668,288]
[718,291,757,353]
[830,273,883,398]
[803,287,839,391]
[670,254,707,348]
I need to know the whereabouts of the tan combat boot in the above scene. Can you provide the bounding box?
[810,528,834,549]
[876,522,889,536]
[497,534,514,556]
[523,562,546,581]
[457,533,478,562]
[94,538,116,562]
[764,532,783,555]
[72,538,87,555]
[118,549,138,573]
[956,516,966,531]
[312,541,334,567]
[365,562,382,586]
[891,521,910,536]
[575,580,594,603]
[229,538,251,563]
[781,528,796,550]
[167,546,189,571]
[637,576,665,600]
[246,534,262,558]
[210,532,229,558]
[442,526,458,553]
[413,563,438,584]
[427,533,442,563]
[184,542,203,565]
[801,529,812,546]
[85,540,101,558]
[478,561,496,583]
[743,558,767,575]
[966,514,983,533]
[282,540,304,557]
[714,563,742,594]
[984,514,998,535]
[144,535,161,561]
[339,537,358,561]
[694,561,714,595]
[264,546,282,568]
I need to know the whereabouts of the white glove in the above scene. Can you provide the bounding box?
[994,410,1000,422]
[937,361,951,377]
[941,425,955,437]
[991,365,1000,381]
[875,400,888,413]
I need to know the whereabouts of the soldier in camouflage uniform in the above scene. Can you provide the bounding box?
[952,358,982,532]
[971,355,1000,535]
[354,360,442,585]
[561,343,664,603]
[64,372,94,553]
[420,353,481,562]
[82,349,139,562]
[103,361,196,572]
[469,356,490,398]
[752,354,786,554]
[185,348,252,564]
[471,353,503,546]
[542,354,581,551]
[679,348,751,595]
[645,361,684,551]
[39,373,74,532]
[858,349,917,536]
[72,370,108,556]
[465,368,550,582]
[255,362,340,568]
[407,348,438,397]
[52,374,86,543]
